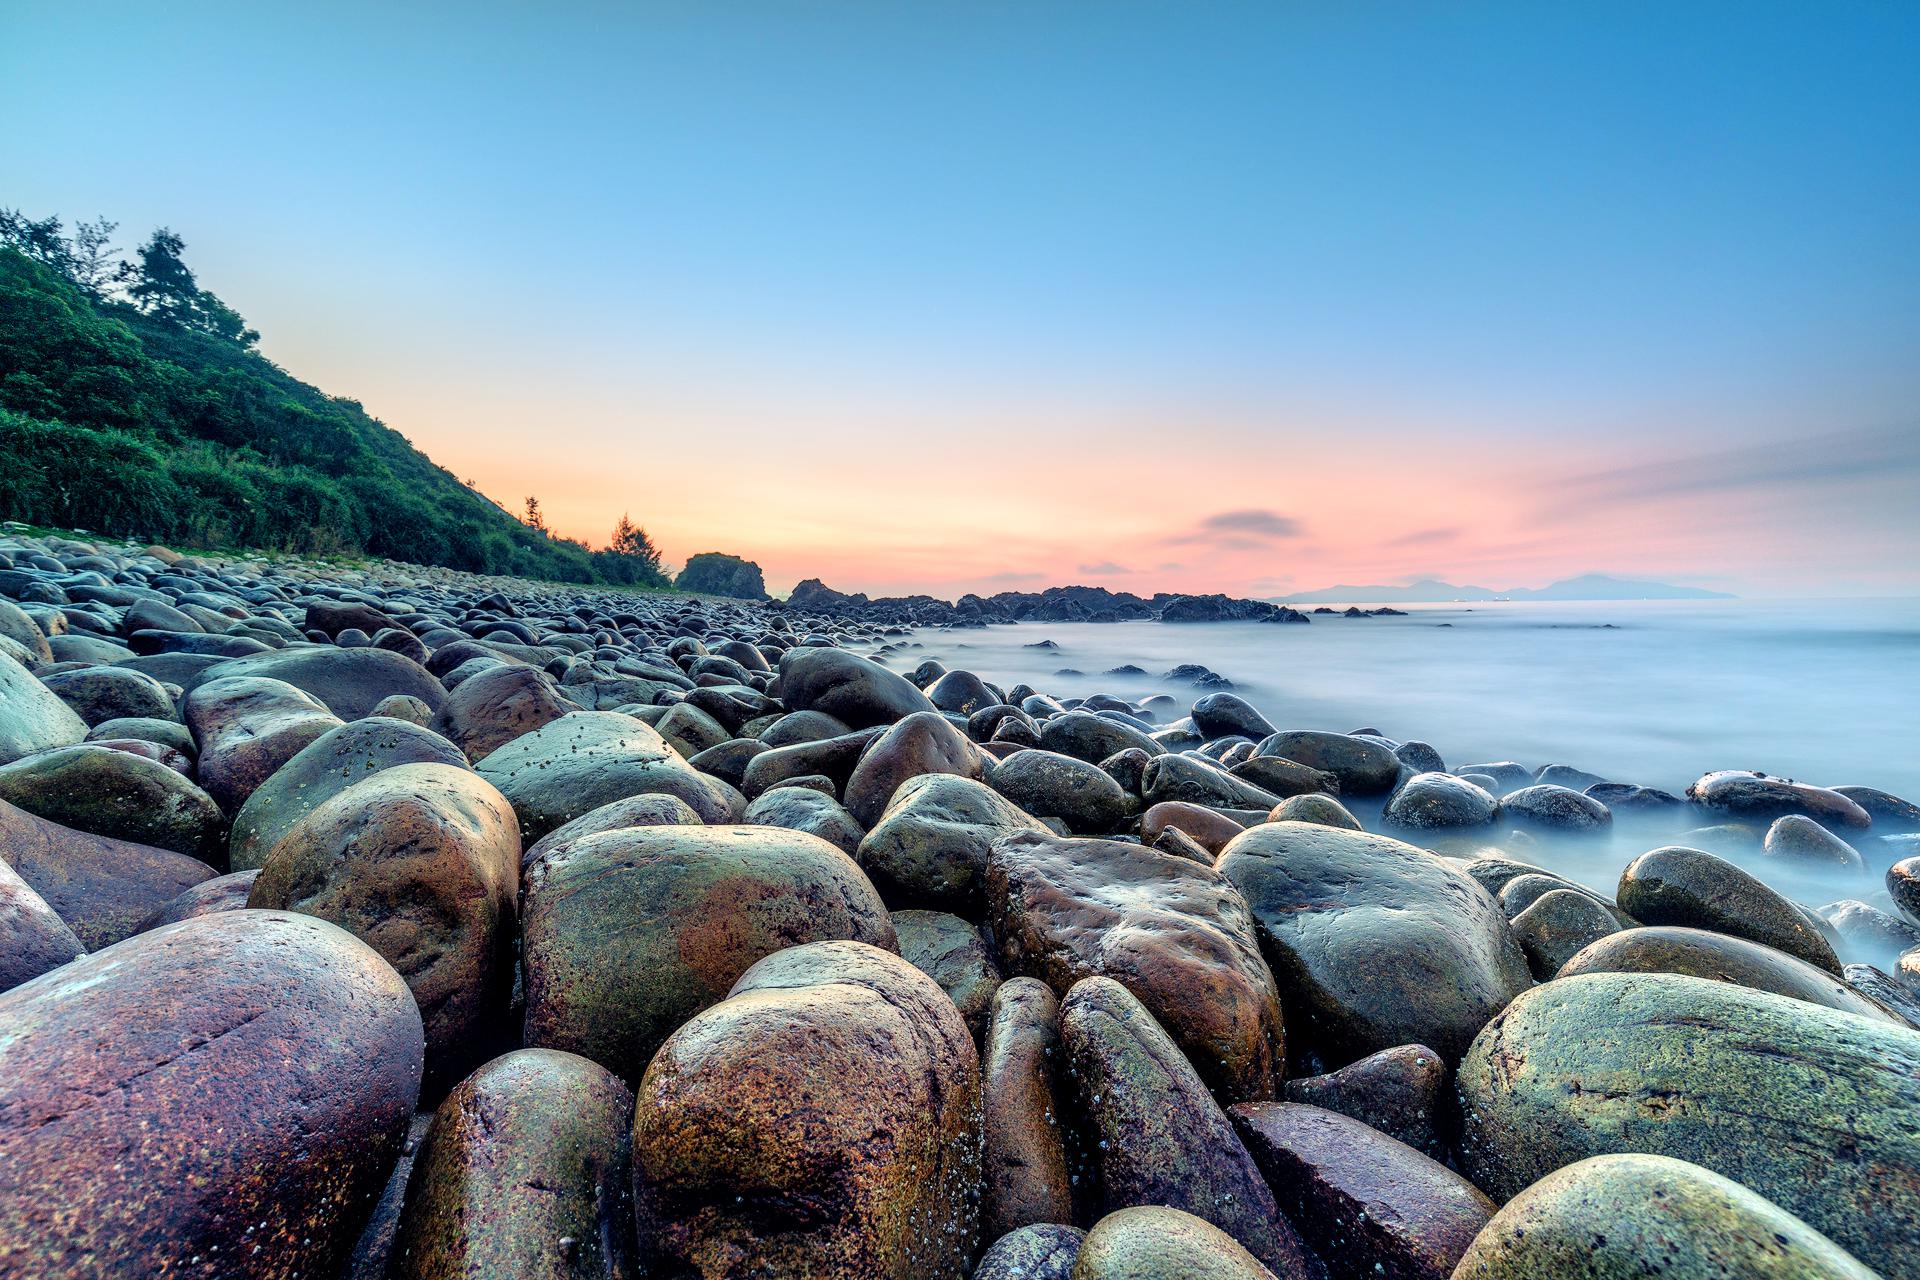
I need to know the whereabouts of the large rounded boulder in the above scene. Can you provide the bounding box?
[770,647,936,729]
[1071,1206,1282,1280]
[249,763,521,1094]
[632,940,981,1278]
[476,710,742,840]
[0,743,226,863]
[1452,1153,1879,1280]
[428,661,578,761]
[856,772,1047,914]
[1617,845,1841,973]
[1253,730,1400,795]
[1217,821,1531,1064]
[843,709,985,827]
[1058,978,1316,1279]
[1457,971,1920,1279]
[184,675,344,811]
[388,1048,636,1280]
[0,650,87,765]
[988,829,1286,1102]
[1558,925,1903,1022]
[0,796,216,948]
[0,910,424,1279]
[521,824,897,1082]
[228,716,470,872]
[0,857,83,992]
[188,645,447,720]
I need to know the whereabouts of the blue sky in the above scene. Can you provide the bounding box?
[5,2,1917,595]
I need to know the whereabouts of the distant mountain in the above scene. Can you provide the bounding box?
[1279,573,1736,604]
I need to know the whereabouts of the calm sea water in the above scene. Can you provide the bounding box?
[871,598,1920,960]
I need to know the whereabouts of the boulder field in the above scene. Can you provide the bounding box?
[0,529,1915,1279]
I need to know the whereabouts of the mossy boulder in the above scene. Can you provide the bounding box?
[522,824,897,1082]
[388,1049,636,1280]
[1452,1153,1879,1280]
[632,941,981,1278]
[1457,971,1920,1279]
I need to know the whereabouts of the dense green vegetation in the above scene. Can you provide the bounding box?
[0,211,668,585]
[676,551,768,600]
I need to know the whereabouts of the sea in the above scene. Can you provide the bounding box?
[870,598,1920,963]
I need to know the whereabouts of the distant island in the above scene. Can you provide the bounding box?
[1278,573,1736,604]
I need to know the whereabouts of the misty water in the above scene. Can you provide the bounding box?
[871,598,1920,967]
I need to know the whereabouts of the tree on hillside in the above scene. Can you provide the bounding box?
[125,227,259,347]
[595,513,668,587]
[676,551,768,600]
[522,495,547,533]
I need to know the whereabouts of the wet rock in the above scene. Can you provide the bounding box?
[1231,755,1340,799]
[1141,800,1245,855]
[1231,1102,1494,1280]
[742,784,865,854]
[982,978,1073,1240]
[989,830,1285,1102]
[632,940,981,1278]
[0,911,424,1280]
[1058,979,1315,1278]
[1142,752,1282,811]
[740,726,884,798]
[1192,692,1277,741]
[1820,898,1920,959]
[1457,762,1532,794]
[191,644,447,720]
[759,708,853,747]
[249,764,520,1094]
[857,773,1047,914]
[1833,784,1920,831]
[430,662,577,761]
[1451,1153,1880,1280]
[1617,845,1841,973]
[927,668,999,715]
[1394,741,1445,775]
[141,868,259,929]
[1281,1044,1452,1162]
[1511,888,1620,979]
[229,716,470,871]
[87,714,196,756]
[0,857,83,991]
[0,650,87,765]
[0,599,53,665]
[522,824,896,1083]
[0,796,215,947]
[0,743,225,862]
[993,748,1133,834]
[1072,1206,1281,1279]
[1559,925,1909,1023]
[307,598,408,639]
[1039,711,1161,764]
[1764,814,1865,871]
[895,908,1001,1039]
[1893,857,1920,924]
[1688,770,1871,830]
[1499,783,1611,832]
[770,646,936,728]
[1584,781,1683,812]
[654,701,732,758]
[388,1049,636,1280]
[519,792,705,871]
[1845,964,1920,1025]
[477,711,743,841]
[1456,971,1920,1278]
[1217,822,1531,1064]
[372,692,435,725]
[38,664,175,726]
[1254,730,1400,795]
[1269,792,1362,829]
[185,675,345,812]
[844,710,985,827]
[1383,773,1497,830]
[975,1223,1084,1280]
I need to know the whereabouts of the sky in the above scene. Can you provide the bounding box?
[5,2,1918,598]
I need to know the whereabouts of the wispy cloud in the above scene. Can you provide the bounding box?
[1076,561,1131,575]
[1386,527,1460,547]
[1546,424,1920,510]
[1167,508,1306,546]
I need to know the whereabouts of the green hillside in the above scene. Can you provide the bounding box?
[0,215,666,585]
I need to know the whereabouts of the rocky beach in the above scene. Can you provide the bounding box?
[0,528,1916,1279]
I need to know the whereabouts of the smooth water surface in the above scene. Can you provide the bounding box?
[871,598,1920,956]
